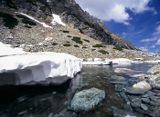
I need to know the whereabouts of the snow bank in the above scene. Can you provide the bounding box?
[82,61,110,65]
[144,60,160,64]
[51,14,66,26]
[111,58,132,66]
[83,58,132,66]
[0,42,82,85]
[0,52,82,85]
[0,42,26,56]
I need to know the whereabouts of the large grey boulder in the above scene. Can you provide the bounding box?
[70,88,105,112]
[147,64,160,75]
[149,77,160,89]
[147,64,160,89]
[126,81,151,95]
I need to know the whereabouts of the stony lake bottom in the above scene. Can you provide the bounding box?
[0,63,155,117]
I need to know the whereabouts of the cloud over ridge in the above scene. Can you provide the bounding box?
[76,0,154,25]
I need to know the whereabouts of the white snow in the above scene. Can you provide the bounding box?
[0,42,26,56]
[51,14,66,26]
[94,58,102,62]
[0,42,82,85]
[144,60,160,64]
[83,61,110,65]
[16,12,66,28]
[111,58,132,66]
[83,58,132,66]
[0,52,82,85]
[16,12,53,28]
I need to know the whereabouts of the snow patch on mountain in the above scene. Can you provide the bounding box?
[51,14,66,26]
[16,12,53,28]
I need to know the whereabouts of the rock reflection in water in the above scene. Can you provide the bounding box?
[0,65,126,117]
[0,80,71,117]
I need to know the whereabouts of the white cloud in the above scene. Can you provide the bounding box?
[139,47,149,52]
[75,0,154,25]
[140,25,160,51]
[154,25,160,45]
[141,25,160,43]
[141,38,157,42]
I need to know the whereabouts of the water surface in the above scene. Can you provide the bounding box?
[0,63,154,117]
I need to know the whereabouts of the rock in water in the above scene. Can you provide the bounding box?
[126,81,151,95]
[147,64,160,75]
[112,106,137,117]
[70,88,105,112]
[140,103,148,111]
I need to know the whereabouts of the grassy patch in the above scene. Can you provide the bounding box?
[17,14,36,26]
[6,0,17,8]
[83,39,90,43]
[65,41,70,43]
[0,12,18,29]
[74,45,79,47]
[92,49,96,51]
[113,46,123,51]
[82,46,87,49]
[98,49,109,55]
[93,44,105,48]
[25,25,32,28]
[62,30,69,33]
[63,44,71,47]
[67,35,72,38]
[72,37,83,44]
[52,42,58,46]
[22,18,36,26]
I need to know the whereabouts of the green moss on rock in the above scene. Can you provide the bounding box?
[93,44,105,48]
[98,49,109,55]
[113,46,123,51]
[0,12,18,29]
[72,37,83,44]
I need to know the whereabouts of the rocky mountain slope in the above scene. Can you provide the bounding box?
[0,0,150,59]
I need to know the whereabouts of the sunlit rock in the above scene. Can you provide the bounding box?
[147,64,160,75]
[126,81,151,94]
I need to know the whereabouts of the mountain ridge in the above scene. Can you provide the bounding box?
[0,0,135,49]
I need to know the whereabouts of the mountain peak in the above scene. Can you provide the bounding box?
[1,0,135,49]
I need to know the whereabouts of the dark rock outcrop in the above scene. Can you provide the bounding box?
[0,0,135,49]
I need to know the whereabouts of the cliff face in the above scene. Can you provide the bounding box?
[0,0,135,49]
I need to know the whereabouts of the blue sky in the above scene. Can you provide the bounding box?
[76,0,160,52]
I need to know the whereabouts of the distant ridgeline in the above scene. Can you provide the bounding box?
[0,0,136,50]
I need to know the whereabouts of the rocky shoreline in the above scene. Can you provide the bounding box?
[111,64,160,117]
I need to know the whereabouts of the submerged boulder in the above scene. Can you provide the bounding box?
[147,64,160,89]
[114,68,141,76]
[112,106,137,117]
[70,88,105,112]
[149,77,160,89]
[110,75,127,84]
